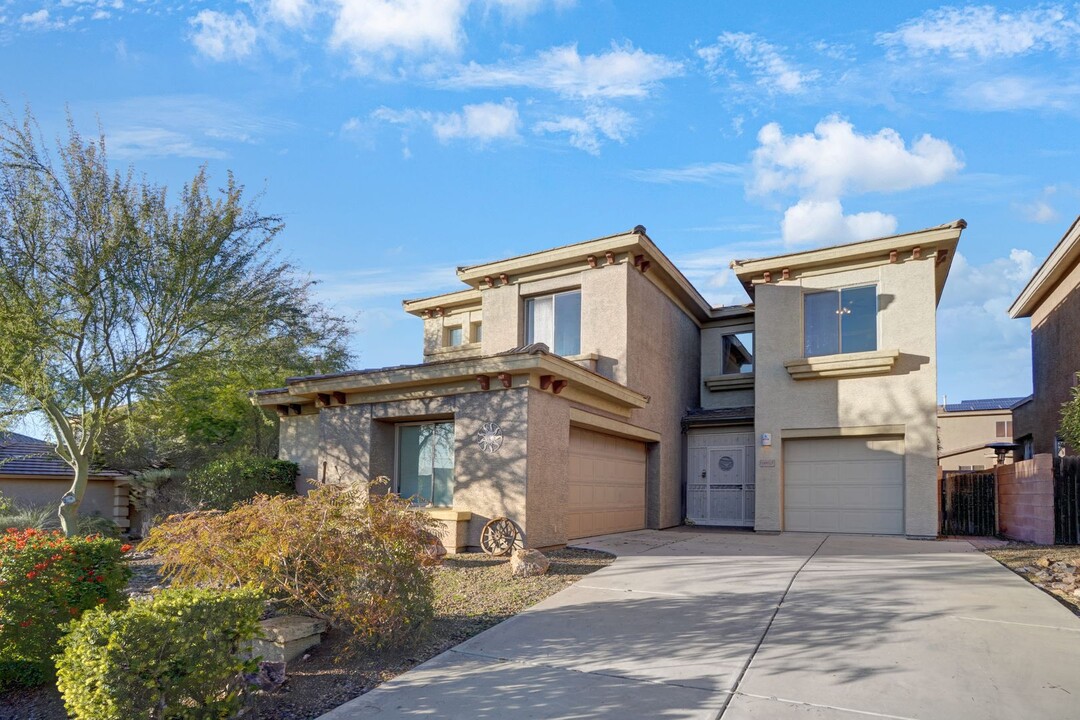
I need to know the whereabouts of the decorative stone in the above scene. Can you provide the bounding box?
[420,532,448,566]
[245,616,327,664]
[1036,556,1051,568]
[510,548,550,578]
[244,661,287,691]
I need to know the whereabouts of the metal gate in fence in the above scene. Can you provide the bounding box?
[1054,456,1080,544]
[940,471,997,536]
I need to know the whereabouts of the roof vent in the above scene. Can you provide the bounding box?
[632,224,647,235]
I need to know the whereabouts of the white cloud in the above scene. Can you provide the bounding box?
[433,100,520,143]
[1016,185,1070,223]
[20,9,66,30]
[371,100,520,146]
[329,0,469,63]
[780,198,897,245]
[699,32,818,94]
[937,249,1038,398]
[533,105,634,155]
[625,161,743,184]
[879,4,1080,58]
[189,9,258,61]
[962,75,1080,111]
[445,42,683,99]
[267,0,315,27]
[751,115,963,198]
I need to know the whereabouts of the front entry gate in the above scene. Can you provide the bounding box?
[687,445,754,527]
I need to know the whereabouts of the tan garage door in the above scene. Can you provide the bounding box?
[784,437,905,534]
[567,427,647,539]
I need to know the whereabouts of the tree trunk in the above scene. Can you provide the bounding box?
[58,457,89,537]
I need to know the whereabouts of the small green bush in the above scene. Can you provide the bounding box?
[0,504,121,536]
[56,587,263,720]
[0,529,130,688]
[185,456,297,510]
[142,483,436,650]
[0,490,13,514]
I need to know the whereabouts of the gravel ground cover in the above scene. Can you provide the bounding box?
[0,547,614,720]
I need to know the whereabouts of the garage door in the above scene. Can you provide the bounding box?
[784,437,904,534]
[567,427,647,539]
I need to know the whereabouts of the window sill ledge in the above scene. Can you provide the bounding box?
[784,349,900,381]
[704,373,755,391]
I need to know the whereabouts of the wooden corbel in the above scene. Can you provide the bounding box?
[762,271,772,284]
[889,250,898,264]
[497,372,513,389]
[539,374,553,390]
[587,255,598,268]
[633,254,645,269]
[781,268,790,281]
[483,275,493,289]
[499,273,509,285]
[476,375,491,391]
[551,379,568,394]
[936,249,950,266]
[639,260,651,274]
[275,404,290,418]
[289,404,303,416]
[911,246,921,260]
[317,393,332,408]
[605,251,615,265]
[333,391,347,405]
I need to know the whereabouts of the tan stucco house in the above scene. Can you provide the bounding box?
[256,220,965,546]
[0,432,131,530]
[1009,215,1080,458]
[937,398,1025,471]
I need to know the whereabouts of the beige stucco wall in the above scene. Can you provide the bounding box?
[625,267,701,529]
[700,313,755,410]
[937,409,1012,471]
[753,256,940,537]
[0,477,123,522]
[525,388,571,548]
[422,306,483,361]
[279,412,320,492]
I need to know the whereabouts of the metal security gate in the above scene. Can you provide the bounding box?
[940,470,996,536]
[1054,456,1080,544]
[687,446,754,526]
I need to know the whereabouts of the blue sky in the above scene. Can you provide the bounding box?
[2,0,1078,408]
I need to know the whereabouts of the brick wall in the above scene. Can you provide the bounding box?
[997,454,1055,545]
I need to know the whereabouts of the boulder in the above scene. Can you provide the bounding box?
[419,532,447,567]
[245,615,327,664]
[510,548,550,577]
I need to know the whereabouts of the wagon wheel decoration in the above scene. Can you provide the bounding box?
[480,517,518,556]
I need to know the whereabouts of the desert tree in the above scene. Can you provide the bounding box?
[0,109,349,534]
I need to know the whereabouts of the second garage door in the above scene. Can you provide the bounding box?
[784,437,905,534]
[567,427,647,540]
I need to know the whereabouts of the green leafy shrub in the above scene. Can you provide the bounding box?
[142,483,436,650]
[185,456,297,510]
[56,587,263,720]
[0,490,13,514]
[0,528,131,688]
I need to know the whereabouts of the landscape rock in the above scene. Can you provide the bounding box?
[510,548,550,577]
[1036,556,1051,568]
[246,616,328,664]
[244,661,287,691]
[420,533,447,566]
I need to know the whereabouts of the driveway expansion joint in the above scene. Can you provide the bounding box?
[713,533,831,719]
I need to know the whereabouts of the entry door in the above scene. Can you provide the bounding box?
[687,446,753,526]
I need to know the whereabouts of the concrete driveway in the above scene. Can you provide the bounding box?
[320,530,1080,720]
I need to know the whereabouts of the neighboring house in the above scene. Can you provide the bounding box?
[937,398,1027,471]
[256,220,965,546]
[0,431,130,529]
[1009,216,1080,458]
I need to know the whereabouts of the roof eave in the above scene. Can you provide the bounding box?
[1008,215,1080,319]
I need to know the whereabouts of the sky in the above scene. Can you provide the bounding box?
[2,0,1078,412]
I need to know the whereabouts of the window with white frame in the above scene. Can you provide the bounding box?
[524,290,581,356]
[720,331,754,374]
[397,421,454,507]
[803,285,877,357]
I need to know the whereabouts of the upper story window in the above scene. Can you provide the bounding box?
[445,326,464,347]
[525,290,581,356]
[471,321,483,343]
[721,331,754,374]
[996,420,1013,438]
[803,285,877,357]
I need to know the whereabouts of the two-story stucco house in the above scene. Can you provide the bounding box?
[255,220,965,547]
